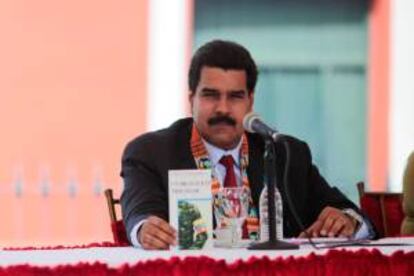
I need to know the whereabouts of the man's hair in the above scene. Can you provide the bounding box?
[188,40,258,94]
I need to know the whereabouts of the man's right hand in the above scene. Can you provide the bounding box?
[138,216,177,250]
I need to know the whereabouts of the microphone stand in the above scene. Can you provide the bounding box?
[248,137,298,250]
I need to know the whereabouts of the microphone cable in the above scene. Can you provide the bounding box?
[279,138,379,249]
[277,137,320,250]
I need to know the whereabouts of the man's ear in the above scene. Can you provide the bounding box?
[188,91,195,112]
[248,91,255,111]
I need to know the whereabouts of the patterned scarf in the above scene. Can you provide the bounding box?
[190,123,259,240]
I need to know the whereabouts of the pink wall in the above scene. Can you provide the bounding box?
[367,0,390,191]
[0,0,148,246]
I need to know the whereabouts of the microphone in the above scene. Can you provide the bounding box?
[244,112,317,250]
[243,112,280,141]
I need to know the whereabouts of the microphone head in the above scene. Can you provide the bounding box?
[243,112,261,133]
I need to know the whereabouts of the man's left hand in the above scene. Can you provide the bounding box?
[298,206,357,238]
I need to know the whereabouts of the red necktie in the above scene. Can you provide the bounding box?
[219,155,237,188]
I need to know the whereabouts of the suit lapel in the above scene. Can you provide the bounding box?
[247,133,265,208]
[175,118,198,170]
[246,134,288,209]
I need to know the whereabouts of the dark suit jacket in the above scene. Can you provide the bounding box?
[121,118,365,243]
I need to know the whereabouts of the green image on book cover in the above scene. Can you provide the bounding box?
[178,199,209,249]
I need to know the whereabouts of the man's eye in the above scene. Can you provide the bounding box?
[203,92,218,98]
[230,93,245,99]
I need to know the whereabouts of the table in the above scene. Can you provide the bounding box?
[1,238,414,275]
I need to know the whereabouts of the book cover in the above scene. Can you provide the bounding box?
[168,169,213,250]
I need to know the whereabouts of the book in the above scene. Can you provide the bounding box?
[168,169,213,250]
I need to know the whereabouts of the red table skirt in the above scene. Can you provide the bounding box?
[1,249,413,276]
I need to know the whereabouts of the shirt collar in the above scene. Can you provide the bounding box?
[202,138,242,168]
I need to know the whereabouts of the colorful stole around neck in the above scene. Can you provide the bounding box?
[190,124,259,240]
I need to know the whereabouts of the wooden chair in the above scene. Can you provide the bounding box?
[104,188,129,245]
[357,181,404,237]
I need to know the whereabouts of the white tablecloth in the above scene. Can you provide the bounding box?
[1,237,413,268]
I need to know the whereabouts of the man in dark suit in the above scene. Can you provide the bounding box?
[121,40,374,249]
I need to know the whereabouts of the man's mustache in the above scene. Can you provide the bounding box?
[208,116,236,126]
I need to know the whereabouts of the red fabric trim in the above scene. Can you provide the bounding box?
[111,220,129,246]
[0,249,413,275]
[385,199,404,236]
[361,196,384,234]
[360,194,404,237]
[3,241,128,251]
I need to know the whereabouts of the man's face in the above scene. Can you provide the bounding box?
[190,66,254,150]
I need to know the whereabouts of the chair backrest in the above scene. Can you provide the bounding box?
[357,181,404,237]
[104,189,129,245]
